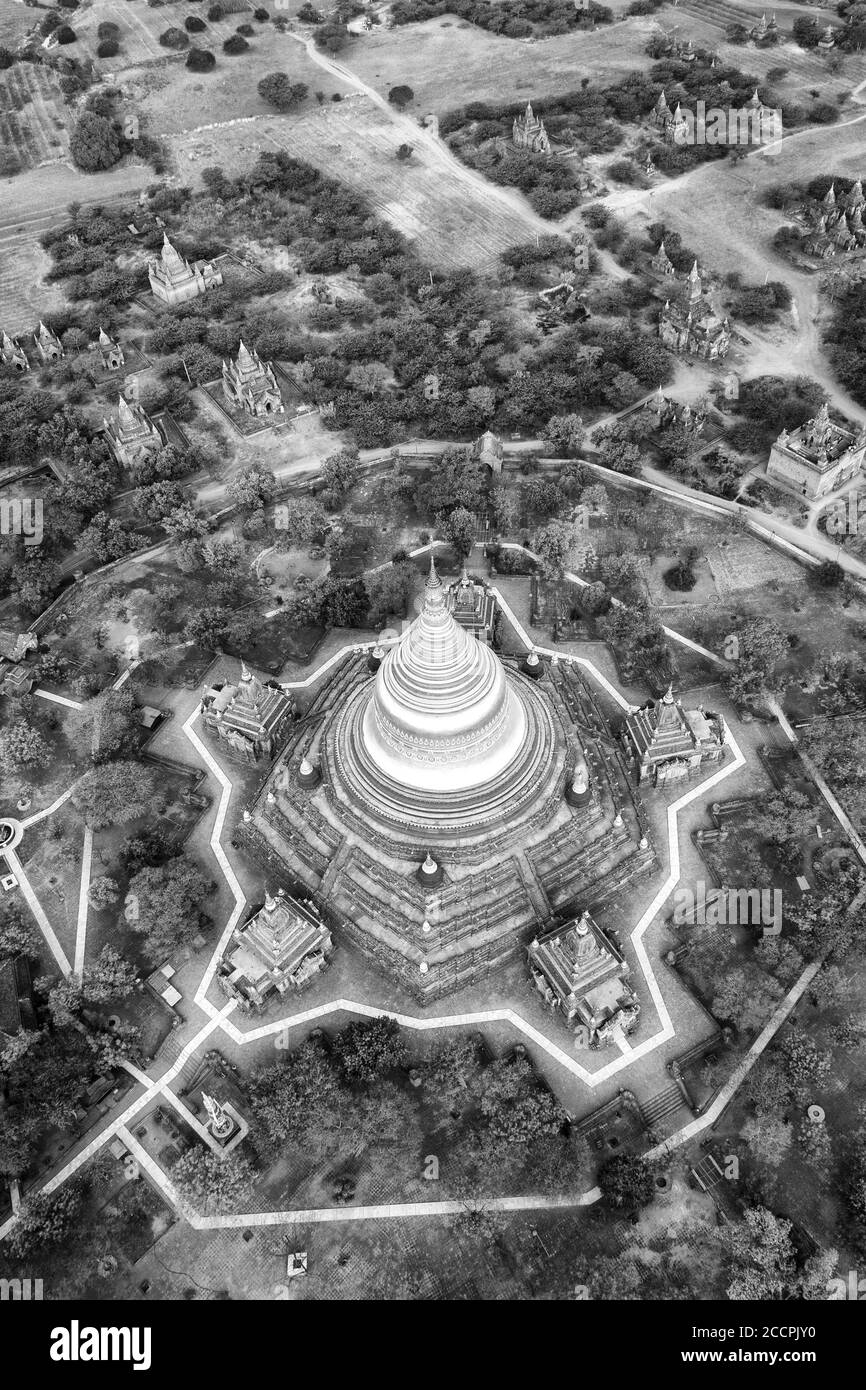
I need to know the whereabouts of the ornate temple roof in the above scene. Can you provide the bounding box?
[360,558,527,794]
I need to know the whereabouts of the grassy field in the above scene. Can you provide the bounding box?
[165,93,543,268]
[342,14,660,115]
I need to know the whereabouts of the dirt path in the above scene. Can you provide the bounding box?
[286,31,555,241]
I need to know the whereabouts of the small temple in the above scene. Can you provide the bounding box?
[622,685,726,787]
[218,888,333,1011]
[148,233,223,306]
[659,261,731,360]
[97,327,124,371]
[445,567,496,640]
[1,331,29,371]
[33,321,63,363]
[512,102,550,154]
[767,401,866,499]
[102,395,163,470]
[201,661,294,764]
[528,909,639,1047]
[472,428,505,475]
[222,341,284,418]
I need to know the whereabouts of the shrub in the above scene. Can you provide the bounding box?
[159,27,189,48]
[97,21,119,38]
[222,34,248,54]
[185,15,206,29]
[55,25,77,43]
[236,22,254,35]
[388,85,414,109]
[96,39,120,57]
[186,46,216,70]
[257,72,308,110]
[207,3,224,18]
[69,110,121,171]
[254,6,270,18]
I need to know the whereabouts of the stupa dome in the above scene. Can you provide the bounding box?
[361,559,526,794]
[325,558,557,836]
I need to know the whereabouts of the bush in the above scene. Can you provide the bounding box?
[222,34,248,54]
[97,21,119,38]
[254,6,270,18]
[185,15,206,29]
[257,72,308,110]
[96,39,120,57]
[388,85,414,109]
[236,22,254,35]
[186,46,216,70]
[55,25,77,43]
[70,110,121,171]
[159,26,189,48]
[207,3,224,18]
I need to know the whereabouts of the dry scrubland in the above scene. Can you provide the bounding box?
[169,94,543,267]
[126,32,352,132]
[343,13,660,113]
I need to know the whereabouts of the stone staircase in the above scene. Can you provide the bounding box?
[640,1083,685,1131]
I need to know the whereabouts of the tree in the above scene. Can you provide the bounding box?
[88,875,120,911]
[795,1113,832,1175]
[186,48,216,71]
[71,761,160,830]
[248,1039,344,1157]
[79,511,135,563]
[74,685,138,763]
[332,1017,408,1083]
[223,34,249,54]
[366,561,415,626]
[273,496,328,546]
[442,506,475,561]
[133,480,186,525]
[172,1147,254,1215]
[69,112,121,172]
[711,965,783,1034]
[81,945,139,1003]
[521,477,563,524]
[4,1182,86,1258]
[722,1206,795,1300]
[814,558,844,588]
[159,26,188,48]
[742,1114,792,1171]
[724,616,788,702]
[0,901,37,960]
[227,462,275,512]
[598,1153,655,1211]
[388,85,414,108]
[0,719,51,776]
[778,1031,831,1098]
[257,73,308,110]
[534,518,575,580]
[126,855,213,960]
[320,448,360,505]
[543,413,585,454]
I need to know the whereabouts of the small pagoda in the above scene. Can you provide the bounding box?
[218,888,332,1012]
[621,685,725,787]
[527,910,639,1048]
[148,233,223,307]
[200,661,294,764]
[222,340,284,418]
[102,395,163,470]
